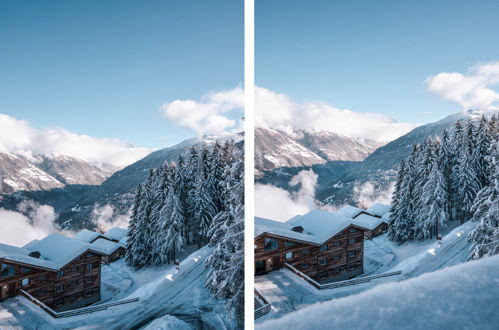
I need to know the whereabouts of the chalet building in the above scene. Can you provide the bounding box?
[336,203,391,239]
[255,210,367,283]
[88,238,125,264]
[365,203,391,219]
[74,227,128,264]
[0,234,105,311]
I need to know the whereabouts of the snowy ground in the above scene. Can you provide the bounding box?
[255,221,478,324]
[258,253,499,330]
[0,246,232,330]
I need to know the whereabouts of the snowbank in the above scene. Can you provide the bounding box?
[141,315,192,330]
[257,254,499,330]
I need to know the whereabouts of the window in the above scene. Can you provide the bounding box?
[84,276,93,284]
[21,278,30,286]
[301,248,309,254]
[264,238,279,251]
[333,241,342,247]
[348,264,357,271]
[333,254,342,260]
[38,275,46,281]
[347,251,356,258]
[284,241,296,248]
[57,270,64,278]
[332,267,341,274]
[348,238,356,244]
[285,252,294,260]
[318,271,327,280]
[319,258,327,266]
[86,263,93,270]
[21,267,31,274]
[320,244,328,252]
[55,284,64,292]
[86,253,95,258]
[71,266,79,272]
[299,263,310,270]
[85,288,96,297]
[349,228,358,233]
[1,264,15,278]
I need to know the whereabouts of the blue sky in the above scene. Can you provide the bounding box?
[256,0,499,124]
[0,0,243,149]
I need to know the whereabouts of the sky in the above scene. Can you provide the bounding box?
[256,0,499,125]
[0,0,243,154]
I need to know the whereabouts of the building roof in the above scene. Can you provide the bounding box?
[74,229,102,243]
[89,238,121,255]
[353,213,386,230]
[365,203,391,217]
[104,227,128,241]
[118,236,128,247]
[25,234,104,269]
[0,243,57,270]
[23,239,40,250]
[255,217,321,244]
[336,205,365,219]
[382,212,392,221]
[287,210,367,243]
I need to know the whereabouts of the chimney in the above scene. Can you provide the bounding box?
[291,226,304,233]
[29,251,41,259]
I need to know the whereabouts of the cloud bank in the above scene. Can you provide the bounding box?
[161,87,244,136]
[0,113,154,166]
[255,169,334,222]
[0,201,57,246]
[91,204,130,232]
[255,87,419,142]
[426,61,499,111]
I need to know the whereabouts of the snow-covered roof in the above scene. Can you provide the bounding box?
[0,243,57,270]
[25,234,103,269]
[89,238,121,255]
[353,214,386,230]
[74,229,102,243]
[255,217,321,244]
[336,205,365,219]
[287,210,366,243]
[104,227,128,241]
[23,239,40,250]
[382,212,392,221]
[366,203,391,217]
[119,236,128,247]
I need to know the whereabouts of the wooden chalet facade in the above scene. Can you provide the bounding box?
[0,235,105,312]
[255,211,366,283]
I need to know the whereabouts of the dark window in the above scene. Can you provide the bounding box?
[333,241,342,247]
[333,254,342,260]
[332,267,341,274]
[299,263,310,270]
[21,278,30,286]
[285,252,293,260]
[348,264,357,271]
[301,248,309,254]
[320,244,328,252]
[348,238,356,244]
[264,238,279,251]
[318,271,327,280]
[349,228,358,233]
[285,241,296,248]
[72,266,79,272]
[35,290,47,297]
[1,264,15,278]
[86,253,95,258]
[57,270,64,278]
[84,276,93,284]
[319,258,327,266]
[55,285,64,292]
[347,251,356,258]
[38,275,46,280]
[21,267,31,274]
[86,263,93,270]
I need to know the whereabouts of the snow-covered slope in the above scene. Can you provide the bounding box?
[0,247,233,329]
[255,127,382,173]
[257,253,499,330]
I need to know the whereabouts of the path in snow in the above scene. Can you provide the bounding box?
[255,221,477,323]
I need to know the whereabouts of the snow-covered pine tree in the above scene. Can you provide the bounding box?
[449,120,465,222]
[125,184,143,268]
[191,162,217,246]
[205,159,244,329]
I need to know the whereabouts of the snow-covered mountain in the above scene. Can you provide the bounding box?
[255,127,383,174]
[0,152,120,194]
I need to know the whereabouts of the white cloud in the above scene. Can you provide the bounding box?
[0,113,154,166]
[352,181,395,209]
[0,201,57,246]
[255,87,419,142]
[161,87,244,136]
[426,61,499,111]
[255,169,335,222]
[91,204,130,232]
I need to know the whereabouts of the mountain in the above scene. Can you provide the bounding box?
[258,111,484,206]
[255,127,383,175]
[0,133,243,229]
[0,152,64,193]
[0,152,120,194]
